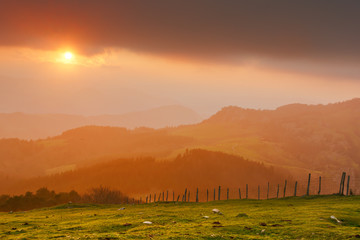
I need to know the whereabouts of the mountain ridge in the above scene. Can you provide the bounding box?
[0,105,202,140]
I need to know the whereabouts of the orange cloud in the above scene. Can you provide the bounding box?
[1,0,360,66]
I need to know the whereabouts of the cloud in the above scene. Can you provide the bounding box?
[1,0,360,65]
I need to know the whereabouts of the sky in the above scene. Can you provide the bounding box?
[0,0,360,116]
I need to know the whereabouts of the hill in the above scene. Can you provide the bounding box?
[171,98,360,178]
[1,149,287,196]
[0,99,359,194]
[0,105,202,139]
[0,127,194,178]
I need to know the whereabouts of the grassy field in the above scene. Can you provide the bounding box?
[1,195,360,239]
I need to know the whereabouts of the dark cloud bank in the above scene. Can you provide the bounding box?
[1,0,360,64]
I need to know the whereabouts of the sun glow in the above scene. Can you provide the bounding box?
[64,52,73,60]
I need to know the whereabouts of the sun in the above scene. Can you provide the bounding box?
[64,52,73,60]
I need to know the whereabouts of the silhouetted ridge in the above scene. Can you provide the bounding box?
[206,99,360,124]
[205,106,269,123]
[3,149,286,197]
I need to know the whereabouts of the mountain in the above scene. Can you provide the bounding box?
[0,105,202,139]
[0,99,359,194]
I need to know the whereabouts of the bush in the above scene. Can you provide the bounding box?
[84,186,126,204]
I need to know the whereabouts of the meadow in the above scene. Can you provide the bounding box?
[1,195,359,239]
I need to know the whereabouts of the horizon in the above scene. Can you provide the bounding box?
[0,97,359,116]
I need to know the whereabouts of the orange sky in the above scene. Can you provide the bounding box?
[0,1,359,116]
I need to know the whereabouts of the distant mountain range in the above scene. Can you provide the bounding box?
[0,99,359,195]
[0,105,203,139]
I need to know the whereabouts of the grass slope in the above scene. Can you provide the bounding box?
[1,196,360,239]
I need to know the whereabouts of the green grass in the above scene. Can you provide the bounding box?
[1,196,360,239]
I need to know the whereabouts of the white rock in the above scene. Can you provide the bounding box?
[212,209,221,214]
[118,207,126,210]
[203,216,209,219]
[143,221,153,224]
[330,215,341,223]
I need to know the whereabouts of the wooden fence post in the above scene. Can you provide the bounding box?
[227,188,229,200]
[346,175,350,196]
[188,191,190,202]
[258,185,260,200]
[158,193,161,202]
[276,184,279,199]
[246,184,248,199]
[267,182,269,200]
[294,181,297,197]
[166,190,168,201]
[318,176,321,195]
[162,191,164,202]
[173,191,175,202]
[238,188,241,200]
[177,195,180,202]
[196,188,199,203]
[218,186,221,200]
[283,180,287,198]
[306,173,311,196]
[184,188,187,202]
[339,172,345,195]
[213,188,216,201]
[339,172,343,194]
[207,189,209,202]
[341,172,346,195]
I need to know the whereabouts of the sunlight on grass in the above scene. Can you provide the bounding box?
[1,196,359,239]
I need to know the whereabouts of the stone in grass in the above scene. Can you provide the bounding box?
[330,215,342,223]
[203,216,209,219]
[236,213,248,218]
[212,209,222,215]
[118,207,126,211]
[143,221,153,225]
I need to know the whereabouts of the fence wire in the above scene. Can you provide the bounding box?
[140,172,359,203]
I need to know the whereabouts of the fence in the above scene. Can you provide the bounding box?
[130,171,358,204]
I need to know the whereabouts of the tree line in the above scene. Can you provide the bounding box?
[0,186,128,212]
